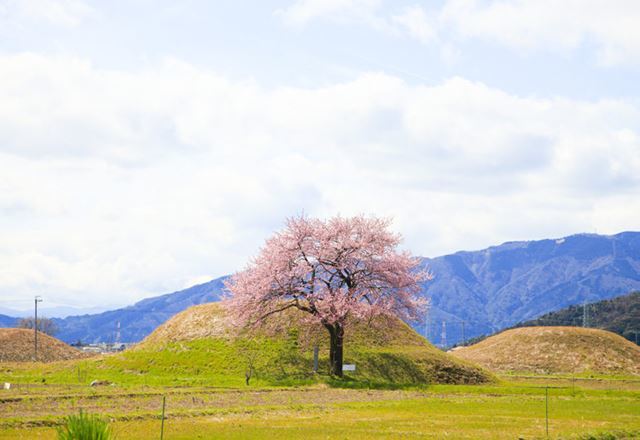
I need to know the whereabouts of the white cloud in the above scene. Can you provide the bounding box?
[275,0,381,27]
[278,0,640,66]
[0,0,93,28]
[0,53,639,308]
[391,5,436,45]
[275,0,430,43]
[440,0,640,66]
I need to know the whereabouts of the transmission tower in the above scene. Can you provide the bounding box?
[425,309,431,342]
[115,321,121,344]
[441,321,447,348]
[582,302,590,328]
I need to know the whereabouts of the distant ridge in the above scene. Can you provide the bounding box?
[420,231,640,345]
[514,291,639,343]
[0,314,17,328]
[50,277,227,344]
[2,231,638,345]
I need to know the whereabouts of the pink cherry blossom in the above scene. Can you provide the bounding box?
[224,215,431,376]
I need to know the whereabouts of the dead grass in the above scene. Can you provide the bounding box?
[140,303,231,345]
[451,326,640,376]
[139,302,427,349]
[0,329,91,363]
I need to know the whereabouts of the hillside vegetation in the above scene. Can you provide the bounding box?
[135,302,492,386]
[515,291,639,343]
[0,329,89,363]
[451,326,640,376]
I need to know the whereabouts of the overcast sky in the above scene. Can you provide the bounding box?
[1,0,639,311]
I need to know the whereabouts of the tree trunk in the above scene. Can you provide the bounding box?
[326,323,344,377]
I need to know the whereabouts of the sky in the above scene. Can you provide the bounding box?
[1,0,639,311]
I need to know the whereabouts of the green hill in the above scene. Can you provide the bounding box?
[515,291,640,343]
[1,302,493,387]
[131,302,493,386]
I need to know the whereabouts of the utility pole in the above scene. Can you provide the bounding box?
[582,302,589,328]
[34,296,42,361]
[425,309,431,342]
[460,320,466,346]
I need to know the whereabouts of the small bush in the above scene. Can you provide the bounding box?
[56,410,113,440]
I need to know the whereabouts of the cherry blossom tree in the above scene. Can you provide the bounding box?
[225,215,430,377]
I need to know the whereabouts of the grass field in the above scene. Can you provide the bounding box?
[0,377,638,439]
[1,309,637,438]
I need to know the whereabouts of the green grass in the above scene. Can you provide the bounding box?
[1,381,637,439]
[56,410,113,440]
[0,335,491,388]
[1,305,637,438]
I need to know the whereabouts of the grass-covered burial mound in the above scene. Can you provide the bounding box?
[0,328,88,363]
[451,326,640,376]
[132,302,493,386]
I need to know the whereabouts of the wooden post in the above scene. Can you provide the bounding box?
[545,386,549,439]
[160,395,166,440]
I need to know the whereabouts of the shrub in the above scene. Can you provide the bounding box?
[56,410,113,440]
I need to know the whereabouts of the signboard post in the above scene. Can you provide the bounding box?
[313,346,319,373]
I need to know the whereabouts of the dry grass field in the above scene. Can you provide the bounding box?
[0,329,90,363]
[451,327,640,376]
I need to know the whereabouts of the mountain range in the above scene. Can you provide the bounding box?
[1,231,639,345]
[421,231,640,345]
[0,314,17,328]
[50,277,226,344]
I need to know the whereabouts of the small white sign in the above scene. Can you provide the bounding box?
[3,383,10,390]
[342,364,356,371]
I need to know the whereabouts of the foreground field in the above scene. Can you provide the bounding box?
[1,378,638,439]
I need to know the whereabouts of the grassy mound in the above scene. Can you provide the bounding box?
[1,303,492,386]
[128,302,492,386]
[0,328,88,363]
[451,326,640,376]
